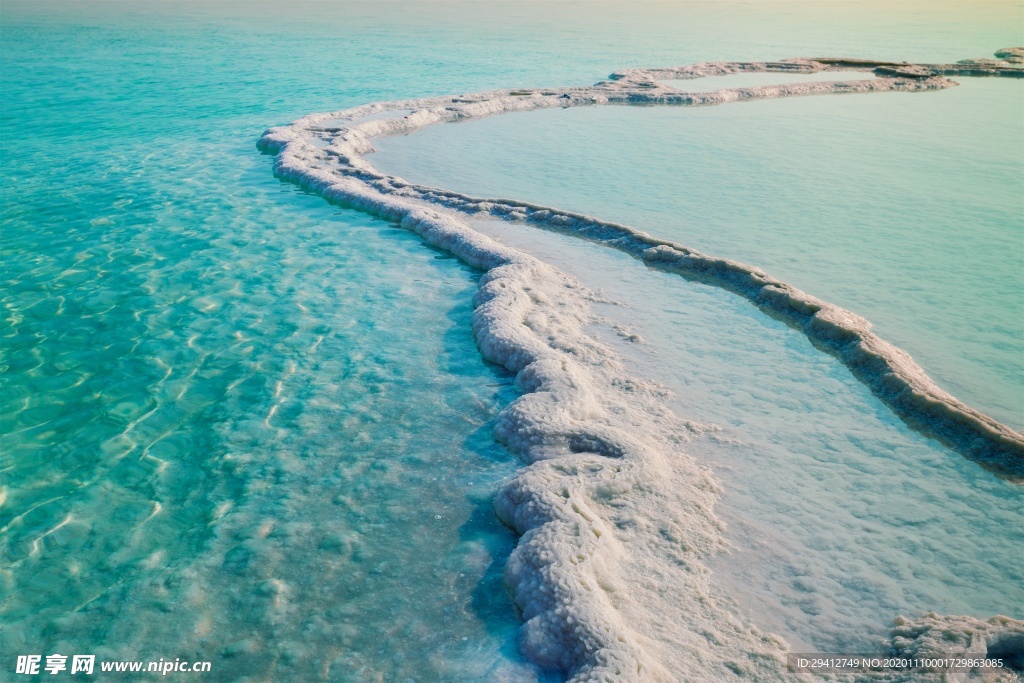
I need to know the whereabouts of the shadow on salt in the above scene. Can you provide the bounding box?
[319,109,416,130]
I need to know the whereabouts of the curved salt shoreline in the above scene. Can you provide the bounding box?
[261,52,1024,482]
[259,52,1024,681]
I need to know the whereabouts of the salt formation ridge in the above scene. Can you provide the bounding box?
[259,52,1024,681]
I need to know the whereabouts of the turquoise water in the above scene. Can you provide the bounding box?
[372,77,1024,429]
[1,106,546,679]
[2,0,1023,680]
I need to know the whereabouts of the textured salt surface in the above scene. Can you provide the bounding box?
[259,52,1024,681]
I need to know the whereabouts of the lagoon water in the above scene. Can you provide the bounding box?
[2,0,1022,680]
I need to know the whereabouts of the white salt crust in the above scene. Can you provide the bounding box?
[259,53,1024,681]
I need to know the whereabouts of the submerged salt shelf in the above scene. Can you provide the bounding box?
[258,51,1024,681]
[463,214,1024,655]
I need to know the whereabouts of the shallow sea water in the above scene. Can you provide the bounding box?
[0,129,545,679]
[2,0,1022,680]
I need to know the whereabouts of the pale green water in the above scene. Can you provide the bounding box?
[2,0,1022,680]
[373,77,1024,429]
